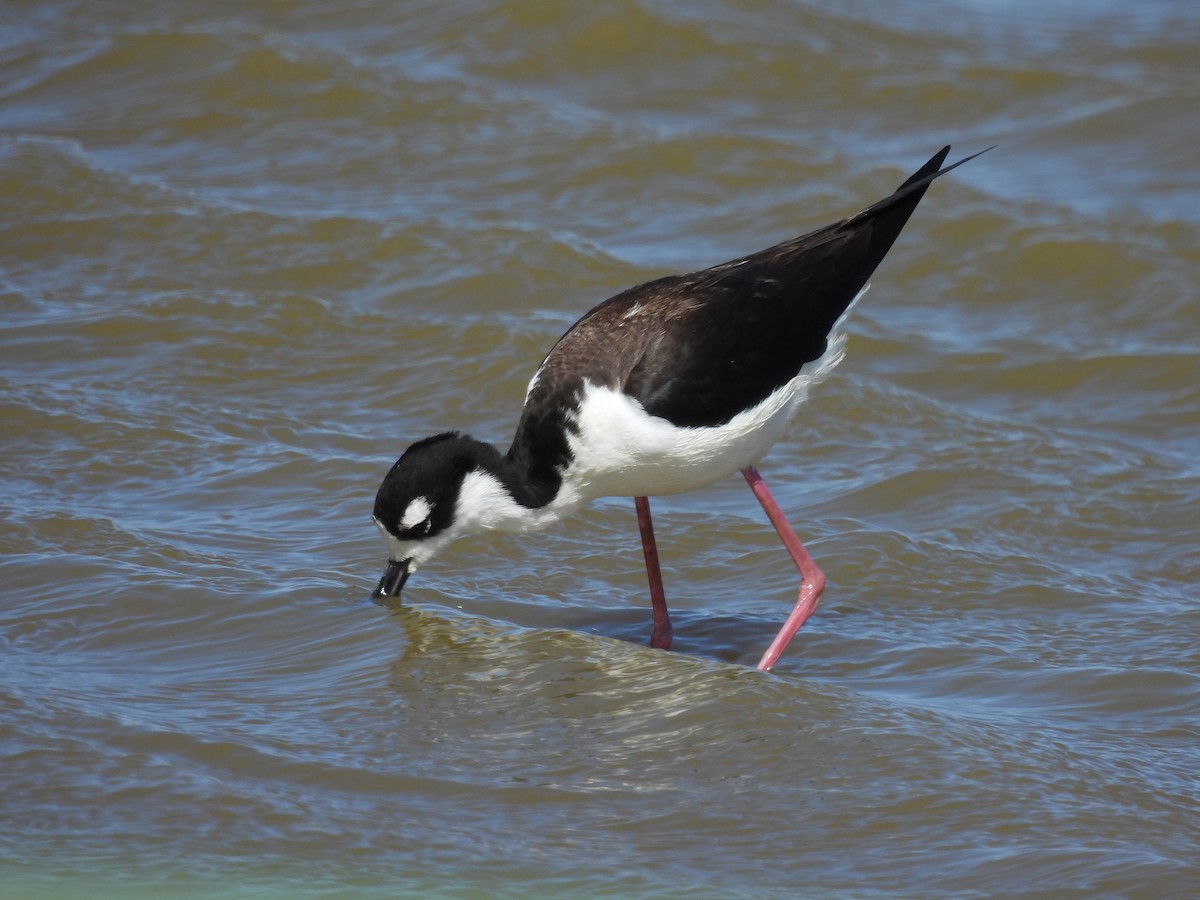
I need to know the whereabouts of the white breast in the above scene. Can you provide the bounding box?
[556,328,848,505]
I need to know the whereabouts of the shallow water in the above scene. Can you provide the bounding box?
[3,1,1199,896]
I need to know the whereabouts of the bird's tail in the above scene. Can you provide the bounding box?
[848,144,994,227]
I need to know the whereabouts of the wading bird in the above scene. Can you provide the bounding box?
[372,145,986,670]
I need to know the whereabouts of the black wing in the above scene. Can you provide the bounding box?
[508,145,984,480]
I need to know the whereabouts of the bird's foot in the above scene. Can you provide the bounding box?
[650,623,673,651]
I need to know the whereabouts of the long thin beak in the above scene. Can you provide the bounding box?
[375,558,411,598]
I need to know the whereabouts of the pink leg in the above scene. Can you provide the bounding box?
[742,466,826,671]
[635,495,673,650]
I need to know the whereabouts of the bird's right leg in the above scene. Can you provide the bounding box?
[634,495,673,650]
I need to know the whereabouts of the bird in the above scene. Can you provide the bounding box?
[372,144,987,671]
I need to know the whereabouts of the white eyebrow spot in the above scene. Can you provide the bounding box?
[400,497,433,529]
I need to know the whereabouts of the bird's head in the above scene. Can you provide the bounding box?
[371,431,505,599]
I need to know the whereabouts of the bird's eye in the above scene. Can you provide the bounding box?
[397,497,435,538]
[399,517,432,538]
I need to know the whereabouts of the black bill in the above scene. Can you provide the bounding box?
[375,558,411,598]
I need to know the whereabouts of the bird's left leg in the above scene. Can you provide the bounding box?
[741,466,826,671]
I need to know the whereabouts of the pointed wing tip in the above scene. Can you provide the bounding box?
[944,143,996,171]
[909,143,995,189]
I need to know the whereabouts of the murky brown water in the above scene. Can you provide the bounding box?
[3,1,1199,896]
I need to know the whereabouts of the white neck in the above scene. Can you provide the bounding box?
[455,469,580,535]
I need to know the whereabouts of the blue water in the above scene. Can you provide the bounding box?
[2,1,1199,896]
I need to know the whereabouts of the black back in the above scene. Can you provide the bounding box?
[505,146,981,493]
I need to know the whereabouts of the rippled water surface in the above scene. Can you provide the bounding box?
[3,1,1200,896]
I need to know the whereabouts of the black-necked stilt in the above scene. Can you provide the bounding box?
[373,145,987,671]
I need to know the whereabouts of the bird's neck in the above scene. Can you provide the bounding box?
[453,436,575,536]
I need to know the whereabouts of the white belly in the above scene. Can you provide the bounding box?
[558,330,848,505]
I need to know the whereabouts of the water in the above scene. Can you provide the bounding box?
[3,1,1199,896]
